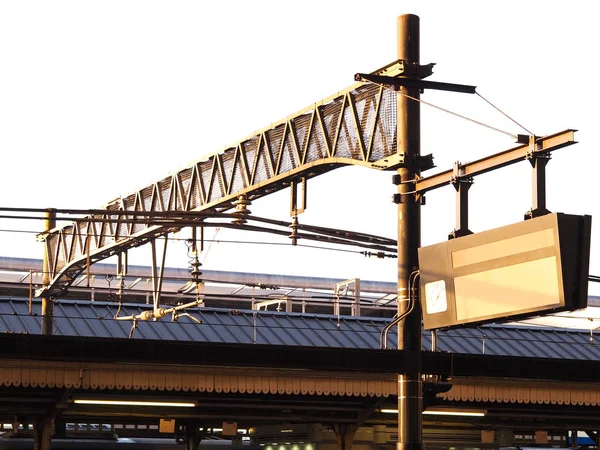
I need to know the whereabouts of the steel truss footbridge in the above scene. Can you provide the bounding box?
[37,62,407,300]
[35,58,575,303]
[0,13,586,450]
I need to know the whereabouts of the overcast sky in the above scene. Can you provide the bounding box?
[1,1,598,294]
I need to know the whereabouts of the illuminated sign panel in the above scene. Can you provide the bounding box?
[418,213,591,330]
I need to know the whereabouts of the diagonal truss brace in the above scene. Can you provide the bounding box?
[38,65,407,298]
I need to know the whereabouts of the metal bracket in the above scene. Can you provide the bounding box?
[355,72,477,94]
[524,135,552,220]
[370,59,406,77]
[418,154,435,171]
[370,153,405,170]
[374,153,433,171]
[392,175,425,205]
[290,177,307,216]
[449,161,474,239]
[368,59,435,80]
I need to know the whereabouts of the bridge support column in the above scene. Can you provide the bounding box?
[396,13,423,450]
[33,415,54,450]
[332,424,358,450]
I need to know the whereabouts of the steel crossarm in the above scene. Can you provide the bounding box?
[414,130,577,194]
[37,73,406,297]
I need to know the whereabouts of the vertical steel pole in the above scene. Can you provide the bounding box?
[42,208,56,336]
[396,14,423,450]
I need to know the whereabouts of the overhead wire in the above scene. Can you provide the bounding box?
[0,208,398,254]
[51,232,395,259]
[0,227,393,258]
[0,229,40,235]
[0,212,397,249]
[0,277,391,307]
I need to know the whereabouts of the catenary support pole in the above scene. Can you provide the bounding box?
[396,14,423,450]
[42,208,56,336]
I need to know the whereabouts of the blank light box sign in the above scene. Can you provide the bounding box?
[418,213,591,331]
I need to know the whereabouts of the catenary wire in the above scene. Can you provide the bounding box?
[0,228,392,257]
[0,283,389,305]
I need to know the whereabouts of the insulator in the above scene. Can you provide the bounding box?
[289,215,300,245]
[189,255,203,282]
[232,195,252,225]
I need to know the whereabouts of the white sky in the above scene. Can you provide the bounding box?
[1,1,598,294]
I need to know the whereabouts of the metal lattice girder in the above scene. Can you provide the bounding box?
[38,73,406,297]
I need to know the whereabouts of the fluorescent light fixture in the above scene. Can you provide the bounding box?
[423,410,485,417]
[74,399,195,408]
[381,408,485,417]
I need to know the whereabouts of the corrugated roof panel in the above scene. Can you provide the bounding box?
[346,319,384,349]
[544,332,599,360]
[421,331,432,351]
[228,312,256,343]
[294,316,333,347]
[0,299,19,315]
[142,320,179,340]
[4,298,600,362]
[221,313,254,343]
[0,299,40,334]
[89,316,125,338]
[186,318,213,342]
[521,335,557,359]
[273,315,330,347]
[335,318,371,348]
[194,311,230,343]
[171,319,202,341]
[83,308,116,337]
[279,315,320,346]
[200,311,246,344]
[54,304,96,337]
[263,315,307,346]
[516,328,581,359]
[314,317,351,348]
[483,328,531,357]
[0,312,28,334]
[249,315,280,345]
[436,330,480,354]
[483,328,548,357]
[509,328,564,359]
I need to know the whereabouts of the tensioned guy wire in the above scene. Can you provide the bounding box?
[388,86,518,140]
[475,91,534,136]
